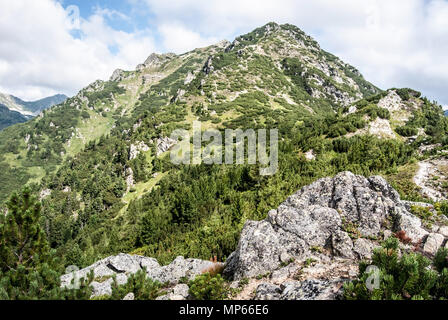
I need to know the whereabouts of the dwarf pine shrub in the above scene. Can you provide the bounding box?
[344,238,448,300]
[188,272,228,300]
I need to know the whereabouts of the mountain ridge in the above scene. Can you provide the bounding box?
[0,92,68,116]
[0,103,29,130]
[0,92,68,130]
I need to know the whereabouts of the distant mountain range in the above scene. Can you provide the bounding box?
[445,110,448,116]
[0,92,67,130]
[0,103,29,130]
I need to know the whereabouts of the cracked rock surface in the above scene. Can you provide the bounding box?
[223,172,441,281]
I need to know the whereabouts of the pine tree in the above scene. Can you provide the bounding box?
[0,188,92,300]
[343,237,447,300]
[0,187,47,271]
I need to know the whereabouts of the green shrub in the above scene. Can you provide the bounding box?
[343,237,448,300]
[394,88,421,101]
[188,273,228,300]
[396,126,418,137]
[0,188,93,300]
[109,269,162,300]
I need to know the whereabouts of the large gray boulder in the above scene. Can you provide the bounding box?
[146,256,217,284]
[61,253,159,288]
[224,172,432,280]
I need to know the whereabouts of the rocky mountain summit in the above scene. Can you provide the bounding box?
[61,171,448,300]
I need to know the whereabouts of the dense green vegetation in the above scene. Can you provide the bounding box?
[0,188,92,299]
[108,269,163,300]
[189,272,228,300]
[344,238,448,300]
[28,103,422,269]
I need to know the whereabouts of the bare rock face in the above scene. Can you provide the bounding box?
[146,256,217,284]
[255,279,343,300]
[137,53,176,71]
[129,141,150,160]
[110,69,125,82]
[156,136,177,155]
[224,171,431,280]
[125,167,134,190]
[378,90,404,112]
[413,159,448,202]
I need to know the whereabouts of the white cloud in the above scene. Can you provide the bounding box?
[158,23,219,53]
[0,0,155,100]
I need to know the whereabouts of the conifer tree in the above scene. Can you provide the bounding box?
[0,188,91,299]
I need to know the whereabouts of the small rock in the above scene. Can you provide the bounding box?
[123,292,135,301]
[353,238,377,259]
[383,230,393,240]
[172,284,189,298]
[332,230,354,259]
[254,283,282,300]
[423,233,445,255]
[280,280,342,300]
[280,252,292,264]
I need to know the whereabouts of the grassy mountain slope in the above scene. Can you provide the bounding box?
[0,41,226,203]
[1,22,447,269]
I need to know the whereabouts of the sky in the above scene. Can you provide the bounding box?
[0,0,447,109]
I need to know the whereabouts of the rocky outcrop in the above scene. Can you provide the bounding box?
[61,253,218,298]
[156,137,177,155]
[61,172,447,300]
[203,56,214,75]
[223,171,437,280]
[125,167,134,190]
[129,141,150,160]
[110,69,125,82]
[137,53,176,71]
[255,280,343,300]
[378,91,404,112]
[413,159,448,202]
[39,189,51,200]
